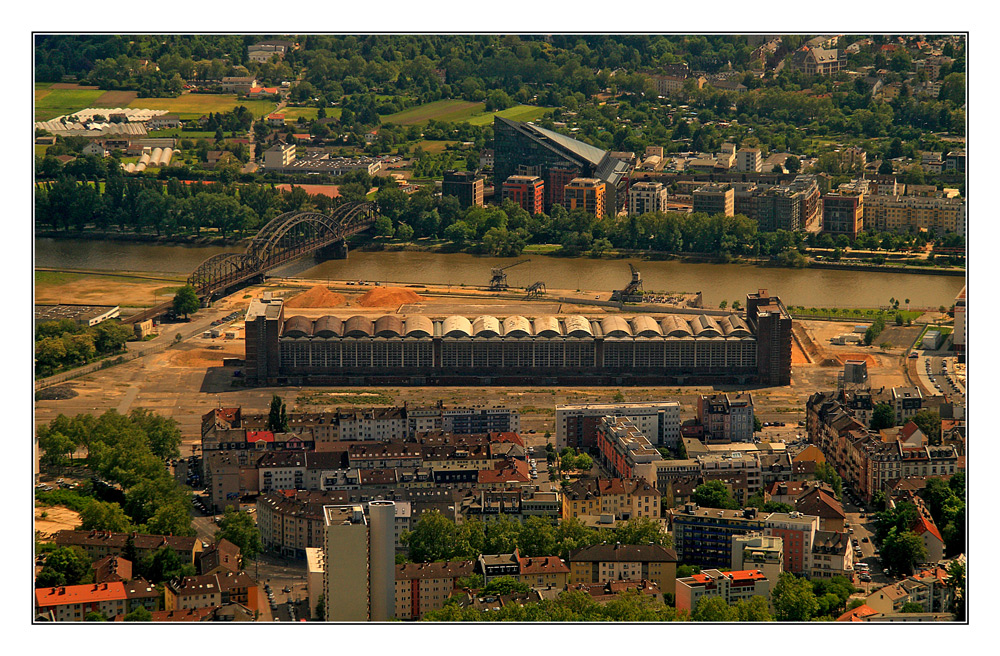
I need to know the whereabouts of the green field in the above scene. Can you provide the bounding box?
[127,95,277,119]
[413,140,458,154]
[147,129,221,139]
[466,104,551,125]
[281,106,342,122]
[381,99,550,126]
[35,88,107,121]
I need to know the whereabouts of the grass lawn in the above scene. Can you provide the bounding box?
[382,99,550,126]
[127,94,277,120]
[466,104,551,126]
[34,88,108,121]
[147,129,222,139]
[35,145,50,157]
[787,305,923,322]
[413,140,457,154]
[281,106,342,122]
[523,244,562,254]
[380,99,483,125]
[35,82,54,90]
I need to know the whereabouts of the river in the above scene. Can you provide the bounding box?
[34,238,966,309]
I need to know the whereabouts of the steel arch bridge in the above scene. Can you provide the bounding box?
[187,200,379,297]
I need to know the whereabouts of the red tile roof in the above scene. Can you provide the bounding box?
[912,515,944,543]
[246,430,274,443]
[517,556,569,575]
[837,603,877,621]
[36,582,127,607]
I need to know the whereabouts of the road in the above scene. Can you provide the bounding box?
[841,492,895,597]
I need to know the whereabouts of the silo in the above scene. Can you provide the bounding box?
[367,500,396,621]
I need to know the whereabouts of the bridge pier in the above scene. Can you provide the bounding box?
[317,239,349,260]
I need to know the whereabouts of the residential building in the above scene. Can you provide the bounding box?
[262,142,296,170]
[669,505,763,569]
[502,175,545,214]
[953,286,965,362]
[565,580,664,605]
[697,393,755,443]
[322,502,396,621]
[595,416,662,479]
[146,114,182,130]
[92,555,132,583]
[35,582,131,622]
[794,487,846,532]
[736,148,762,173]
[810,530,854,579]
[676,569,770,613]
[731,533,784,587]
[493,116,631,213]
[746,289,793,386]
[693,183,734,217]
[696,452,763,503]
[476,550,522,583]
[891,387,924,425]
[53,530,202,565]
[567,544,678,598]
[791,47,846,76]
[395,561,475,620]
[863,194,965,235]
[266,114,286,127]
[442,170,485,208]
[164,575,222,611]
[517,555,571,589]
[763,511,820,575]
[220,76,257,94]
[564,177,607,218]
[627,181,669,216]
[823,190,864,240]
[199,539,242,576]
[556,401,681,450]
[561,477,661,522]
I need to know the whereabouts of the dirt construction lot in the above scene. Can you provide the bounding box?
[34,506,81,539]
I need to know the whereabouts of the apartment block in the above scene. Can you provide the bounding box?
[561,477,661,522]
[697,393,755,443]
[595,416,663,479]
[35,582,131,622]
[669,505,763,569]
[693,183,734,217]
[863,194,965,235]
[891,387,924,424]
[628,181,669,216]
[323,502,396,621]
[395,561,475,620]
[501,175,545,214]
[676,569,771,613]
[736,148,762,173]
[763,511,820,575]
[442,170,485,208]
[567,544,678,598]
[564,177,607,218]
[262,142,296,170]
[822,192,864,240]
[731,533,784,588]
[556,401,681,450]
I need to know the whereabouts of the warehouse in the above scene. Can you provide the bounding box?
[244,290,791,387]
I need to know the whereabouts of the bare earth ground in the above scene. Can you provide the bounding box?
[35,272,185,309]
[34,506,81,539]
[33,277,918,456]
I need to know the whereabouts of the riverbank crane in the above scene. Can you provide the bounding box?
[489,259,530,291]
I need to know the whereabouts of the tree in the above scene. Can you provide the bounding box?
[79,500,133,533]
[482,576,530,596]
[911,410,942,445]
[814,461,843,501]
[403,511,459,563]
[171,285,200,319]
[692,595,738,621]
[785,155,801,174]
[37,428,77,466]
[771,573,818,621]
[753,415,763,432]
[395,222,414,242]
[692,480,740,510]
[881,528,927,576]
[613,517,672,548]
[215,507,262,560]
[124,607,152,621]
[267,394,288,433]
[315,593,325,620]
[140,546,195,584]
[735,596,773,621]
[518,516,557,557]
[456,574,485,591]
[85,612,108,622]
[871,403,896,430]
[901,602,924,613]
[35,547,90,588]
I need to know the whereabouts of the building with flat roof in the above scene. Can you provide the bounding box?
[556,401,681,450]
[442,170,485,208]
[731,533,784,588]
[627,181,669,216]
[34,304,120,327]
[322,502,395,621]
[501,175,545,214]
[763,511,820,575]
[669,504,763,569]
[676,568,771,613]
[823,191,864,240]
[564,177,607,218]
[693,183,734,217]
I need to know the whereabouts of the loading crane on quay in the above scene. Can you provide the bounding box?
[488,259,530,291]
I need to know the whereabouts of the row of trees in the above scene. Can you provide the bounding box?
[35,319,133,377]
[403,512,669,563]
[36,410,192,538]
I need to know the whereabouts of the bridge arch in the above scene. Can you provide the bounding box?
[186,200,378,296]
